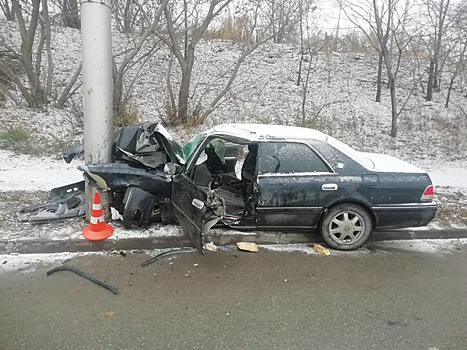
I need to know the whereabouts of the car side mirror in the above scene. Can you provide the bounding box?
[164,163,181,175]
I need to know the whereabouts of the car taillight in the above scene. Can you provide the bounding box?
[421,185,434,202]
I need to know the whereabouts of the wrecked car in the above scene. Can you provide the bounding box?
[69,123,437,251]
[165,124,437,251]
[64,122,184,228]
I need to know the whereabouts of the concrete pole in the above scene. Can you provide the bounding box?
[80,0,113,219]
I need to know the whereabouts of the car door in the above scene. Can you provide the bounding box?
[171,137,226,252]
[171,172,209,252]
[255,142,343,228]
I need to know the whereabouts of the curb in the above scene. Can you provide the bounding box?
[1,228,466,255]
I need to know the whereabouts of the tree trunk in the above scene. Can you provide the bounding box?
[433,61,439,90]
[445,77,454,108]
[389,77,398,137]
[426,59,435,101]
[376,51,383,102]
[177,67,192,123]
[0,0,15,20]
[113,70,124,116]
[63,0,80,29]
[42,0,53,99]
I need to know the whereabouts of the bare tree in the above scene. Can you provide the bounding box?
[161,0,275,125]
[374,0,418,137]
[421,0,452,101]
[61,0,80,29]
[0,0,15,20]
[113,0,155,33]
[261,0,304,43]
[161,0,234,124]
[112,0,168,117]
[0,0,53,107]
[445,1,467,108]
[339,0,416,137]
[339,0,386,102]
[296,0,317,86]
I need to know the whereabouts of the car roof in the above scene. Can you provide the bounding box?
[206,124,329,143]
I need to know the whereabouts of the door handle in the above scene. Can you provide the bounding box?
[322,183,338,191]
[192,199,205,210]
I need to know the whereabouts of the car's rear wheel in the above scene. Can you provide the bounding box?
[321,204,373,250]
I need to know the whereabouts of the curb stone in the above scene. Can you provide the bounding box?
[1,228,466,255]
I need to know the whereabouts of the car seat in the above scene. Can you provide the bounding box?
[241,144,258,182]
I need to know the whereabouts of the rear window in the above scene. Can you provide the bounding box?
[326,136,374,170]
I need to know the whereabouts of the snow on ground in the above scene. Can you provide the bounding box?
[0,150,83,191]
[0,251,96,274]
[262,238,467,255]
[428,166,467,188]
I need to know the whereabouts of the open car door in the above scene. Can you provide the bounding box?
[171,170,224,252]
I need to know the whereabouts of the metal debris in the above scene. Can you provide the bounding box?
[46,265,118,294]
[141,248,196,267]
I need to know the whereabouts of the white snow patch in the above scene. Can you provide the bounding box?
[0,150,83,191]
[261,239,467,255]
[376,238,467,253]
[429,167,467,188]
[0,252,97,274]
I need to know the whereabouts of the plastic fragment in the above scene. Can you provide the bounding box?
[103,311,114,317]
[111,207,123,221]
[314,244,330,256]
[236,242,258,252]
[203,242,218,252]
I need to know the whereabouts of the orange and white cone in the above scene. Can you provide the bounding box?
[82,192,113,241]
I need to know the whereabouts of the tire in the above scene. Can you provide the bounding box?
[320,203,373,251]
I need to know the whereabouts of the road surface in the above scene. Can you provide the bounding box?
[1,241,466,349]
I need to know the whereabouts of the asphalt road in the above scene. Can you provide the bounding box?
[1,242,466,350]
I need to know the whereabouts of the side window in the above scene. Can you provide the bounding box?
[259,142,330,174]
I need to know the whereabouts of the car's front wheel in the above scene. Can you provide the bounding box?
[321,204,373,250]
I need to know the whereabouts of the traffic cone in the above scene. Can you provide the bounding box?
[82,192,113,241]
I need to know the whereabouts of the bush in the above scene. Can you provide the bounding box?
[0,125,31,149]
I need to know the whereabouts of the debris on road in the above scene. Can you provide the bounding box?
[141,248,196,267]
[16,181,85,223]
[313,244,330,256]
[46,265,118,294]
[203,242,218,252]
[236,242,258,252]
[103,311,114,317]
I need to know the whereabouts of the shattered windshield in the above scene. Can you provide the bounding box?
[182,133,206,162]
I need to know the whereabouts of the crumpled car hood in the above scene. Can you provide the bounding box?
[62,122,183,168]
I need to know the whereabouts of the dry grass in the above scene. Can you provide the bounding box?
[434,187,467,227]
[204,15,254,43]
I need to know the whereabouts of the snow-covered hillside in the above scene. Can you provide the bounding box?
[1,19,466,172]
